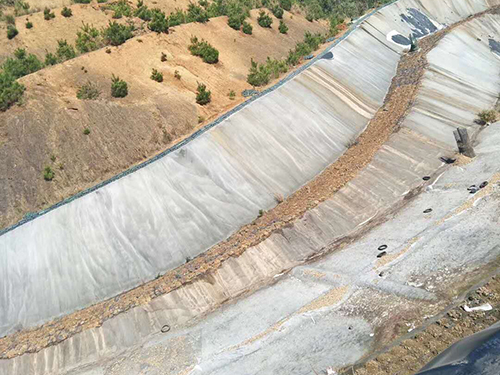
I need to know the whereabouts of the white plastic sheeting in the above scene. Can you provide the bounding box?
[1,0,499,337]
[406,13,500,146]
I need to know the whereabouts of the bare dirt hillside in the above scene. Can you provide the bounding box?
[0,0,194,63]
[141,0,194,14]
[0,10,328,229]
[11,0,71,12]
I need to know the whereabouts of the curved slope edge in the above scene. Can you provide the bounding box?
[0,0,497,337]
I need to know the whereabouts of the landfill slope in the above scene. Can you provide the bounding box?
[0,0,498,340]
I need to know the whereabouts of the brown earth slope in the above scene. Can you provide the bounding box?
[0,0,194,63]
[0,10,327,229]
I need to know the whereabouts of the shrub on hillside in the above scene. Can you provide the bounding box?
[167,9,186,26]
[271,6,283,19]
[5,14,16,25]
[195,82,211,105]
[77,81,101,100]
[247,58,270,86]
[278,19,288,33]
[328,14,341,35]
[25,21,33,28]
[43,166,55,181]
[7,25,18,39]
[266,56,288,78]
[150,68,163,82]
[148,8,168,32]
[304,0,325,21]
[110,0,132,18]
[228,2,250,18]
[205,1,223,17]
[257,10,272,28]
[44,52,58,65]
[76,23,103,53]
[186,3,208,23]
[286,31,325,65]
[286,48,300,65]
[73,0,92,3]
[298,0,392,23]
[226,2,248,30]
[188,36,219,64]
[102,21,133,46]
[61,6,72,17]
[242,21,252,34]
[56,39,76,62]
[227,14,242,30]
[478,109,497,124]
[134,0,152,21]
[279,0,292,11]
[2,48,43,79]
[0,72,25,111]
[111,74,128,97]
[43,7,55,20]
[14,0,30,16]
[304,31,324,50]
[246,56,287,87]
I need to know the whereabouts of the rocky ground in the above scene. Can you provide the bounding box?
[340,274,500,375]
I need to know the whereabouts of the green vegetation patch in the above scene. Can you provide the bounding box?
[77,81,101,100]
[196,82,211,105]
[278,19,288,33]
[0,72,25,111]
[247,31,324,86]
[150,68,163,82]
[108,0,132,19]
[111,74,128,97]
[257,10,272,28]
[56,39,76,62]
[102,21,134,46]
[43,166,55,181]
[188,36,219,64]
[43,7,55,20]
[61,6,72,17]
[3,48,43,79]
[6,24,17,39]
[76,23,103,53]
[242,20,252,34]
[148,8,168,32]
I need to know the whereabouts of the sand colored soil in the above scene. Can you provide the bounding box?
[0,3,115,63]
[0,10,327,229]
[2,0,71,14]
[0,0,198,64]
